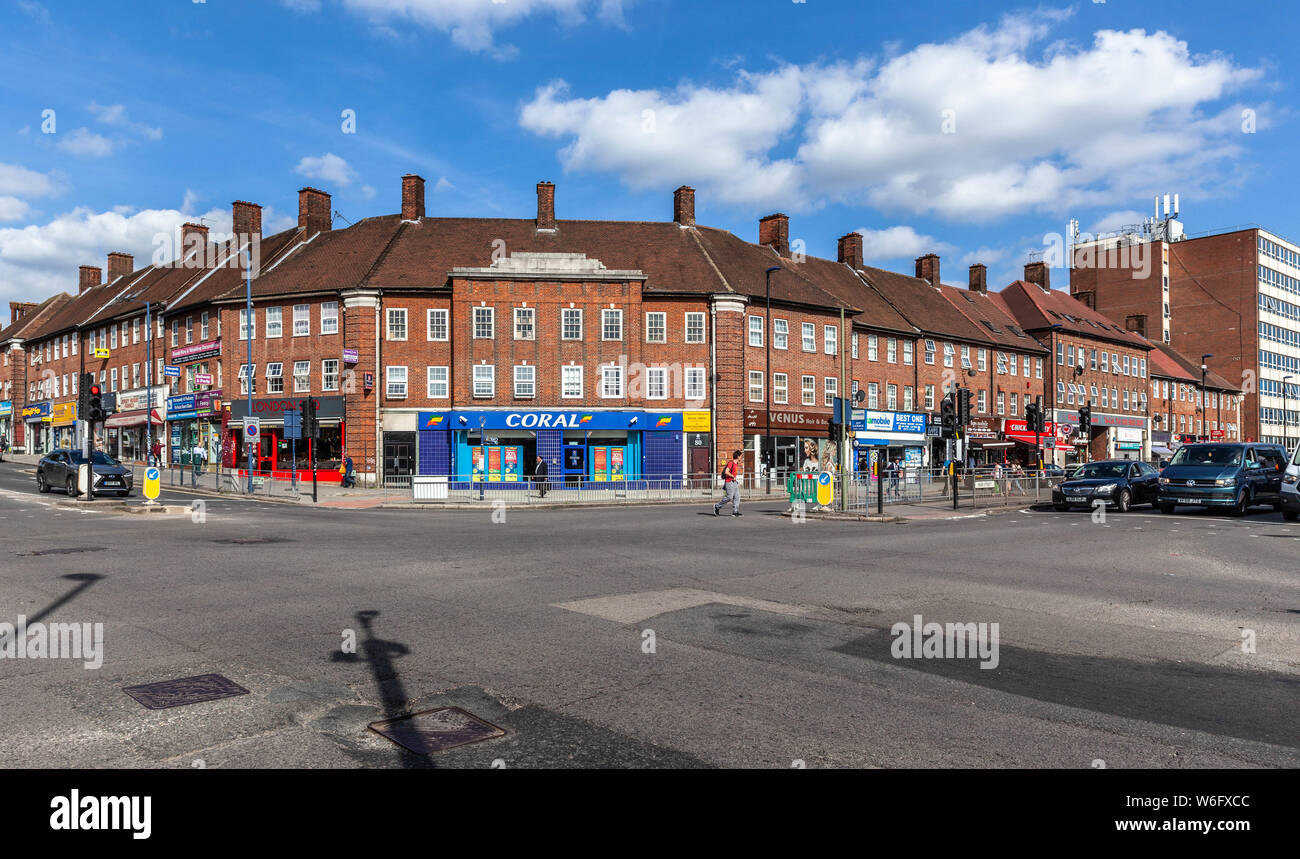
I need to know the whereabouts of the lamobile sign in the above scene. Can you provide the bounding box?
[421,410,684,431]
[229,396,344,421]
[171,339,221,363]
[858,410,928,434]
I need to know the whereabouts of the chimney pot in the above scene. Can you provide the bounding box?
[968,263,987,293]
[401,174,426,222]
[298,187,332,235]
[78,265,102,294]
[915,253,940,286]
[536,181,556,231]
[232,201,263,241]
[673,185,695,227]
[1024,260,1051,292]
[759,213,790,257]
[10,301,38,325]
[107,252,134,282]
[837,232,863,270]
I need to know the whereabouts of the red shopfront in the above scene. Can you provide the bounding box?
[1001,418,1057,465]
[225,396,346,482]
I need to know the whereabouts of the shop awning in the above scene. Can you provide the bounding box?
[974,441,1014,448]
[104,408,164,429]
[1151,445,1175,456]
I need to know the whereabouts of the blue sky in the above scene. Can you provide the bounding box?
[0,0,1294,303]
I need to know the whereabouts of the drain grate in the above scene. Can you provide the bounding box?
[122,673,250,710]
[368,707,506,755]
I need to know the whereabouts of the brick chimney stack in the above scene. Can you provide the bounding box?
[232,201,263,240]
[915,253,940,286]
[401,174,425,222]
[78,265,102,293]
[837,232,864,270]
[759,213,789,257]
[1024,260,1050,292]
[180,223,209,265]
[673,185,695,227]
[968,263,987,293]
[10,301,38,324]
[107,252,134,282]
[298,187,332,235]
[536,181,556,231]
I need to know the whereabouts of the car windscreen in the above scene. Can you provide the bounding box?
[1073,463,1128,479]
[1168,445,1241,467]
[67,451,120,466]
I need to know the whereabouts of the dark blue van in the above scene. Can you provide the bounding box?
[1157,443,1288,515]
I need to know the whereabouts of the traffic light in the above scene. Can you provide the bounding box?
[940,393,957,438]
[300,398,319,440]
[1025,399,1045,433]
[87,379,105,424]
[957,388,972,426]
[77,372,92,421]
[1078,404,1091,435]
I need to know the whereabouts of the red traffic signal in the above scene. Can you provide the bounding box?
[89,384,101,396]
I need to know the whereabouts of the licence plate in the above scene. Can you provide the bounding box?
[1176,497,1198,504]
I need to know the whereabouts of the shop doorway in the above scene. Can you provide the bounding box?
[383,432,416,484]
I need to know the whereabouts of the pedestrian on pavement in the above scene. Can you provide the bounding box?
[190,441,206,487]
[714,450,743,517]
[534,455,549,497]
[340,451,356,488]
[150,440,163,468]
[888,457,901,497]
[0,435,7,462]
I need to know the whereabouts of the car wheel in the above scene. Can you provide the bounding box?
[1230,489,1248,517]
[1116,489,1131,513]
[1159,503,1175,514]
[36,472,49,493]
[66,476,78,497]
[1284,509,1299,522]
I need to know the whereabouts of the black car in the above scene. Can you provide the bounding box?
[1052,459,1160,512]
[36,449,134,497]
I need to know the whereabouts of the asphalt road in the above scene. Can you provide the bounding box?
[0,460,1296,768]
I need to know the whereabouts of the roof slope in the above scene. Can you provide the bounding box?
[0,293,71,342]
[936,283,1047,353]
[860,265,1000,345]
[993,281,1149,349]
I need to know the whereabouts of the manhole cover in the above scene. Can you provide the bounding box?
[16,546,106,557]
[123,673,250,710]
[368,707,506,755]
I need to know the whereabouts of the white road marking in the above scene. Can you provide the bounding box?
[556,588,812,624]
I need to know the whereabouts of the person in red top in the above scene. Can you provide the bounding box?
[714,450,743,517]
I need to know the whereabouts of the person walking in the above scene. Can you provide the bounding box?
[0,435,7,462]
[534,455,549,498]
[714,450,743,517]
[340,451,356,488]
[190,440,206,487]
[888,457,901,498]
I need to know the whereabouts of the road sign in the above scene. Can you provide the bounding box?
[244,418,261,445]
[163,365,181,378]
[93,347,110,359]
[144,467,160,500]
[815,470,834,506]
[283,411,301,440]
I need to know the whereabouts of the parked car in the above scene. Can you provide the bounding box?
[1052,459,1161,512]
[1157,442,1287,516]
[1279,442,1300,521]
[35,449,134,497]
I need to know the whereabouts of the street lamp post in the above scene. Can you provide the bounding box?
[242,248,255,494]
[1284,375,1294,450]
[1200,354,1213,442]
[764,265,781,495]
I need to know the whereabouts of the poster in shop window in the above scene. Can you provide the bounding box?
[593,446,608,481]
[503,446,518,482]
[488,446,502,482]
[611,447,624,481]
[471,446,484,481]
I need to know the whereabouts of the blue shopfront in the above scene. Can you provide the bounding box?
[416,409,687,488]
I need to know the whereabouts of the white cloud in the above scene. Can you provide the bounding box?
[56,127,114,158]
[521,13,1262,220]
[0,197,33,222]
[1087,210,1149,234]
[181,188,200,214]
[295,152,357,187]
[309,0,624,54]
[0,203,292,304]
[434,176,454,192]
[0,162,62,197]
[851,226,953,261]
[87,102,163,141]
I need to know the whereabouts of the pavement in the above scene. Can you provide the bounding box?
[1,458,1296,769]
